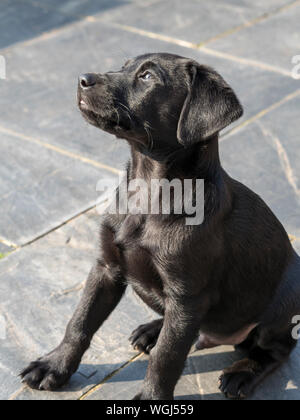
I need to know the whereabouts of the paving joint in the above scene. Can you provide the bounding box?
[79,352,144,400]
[0,125,121,175]
[222,89,300,140]
[0,237,18,249]
[19,202,98,249]
[1,1,299,80]
[99,22,293,78]
[196,0,300,48]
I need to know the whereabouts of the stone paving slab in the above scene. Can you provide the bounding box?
[209,2,300,73]
[0,208,156,400]
[1,0,300,402]
[220,94,300,238]
[0,131,113,246]
[0,19,299,170]
[98,0,293,45]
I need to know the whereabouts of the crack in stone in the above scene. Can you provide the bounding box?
[50,281,85,300]
[257,121,300,201]
[78,370,97,380]
[19,204,97,248]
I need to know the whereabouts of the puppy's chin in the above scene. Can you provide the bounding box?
[79,106,135,143]
[78,99,144,143]
[80,108,114,130]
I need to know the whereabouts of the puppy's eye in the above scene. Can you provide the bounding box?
[139,71,152,81]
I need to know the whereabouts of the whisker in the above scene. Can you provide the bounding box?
[114,108,120,125]
[144,121,154,151]
[116,101,133,125]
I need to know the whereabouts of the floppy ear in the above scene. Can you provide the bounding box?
[177,62,243,146]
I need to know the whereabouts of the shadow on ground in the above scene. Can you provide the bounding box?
[52,347,300,400]
[0,0,130,49]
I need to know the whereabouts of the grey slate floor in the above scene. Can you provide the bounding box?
[0,0,300,400]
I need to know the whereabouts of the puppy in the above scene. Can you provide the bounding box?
[21,53,300,400]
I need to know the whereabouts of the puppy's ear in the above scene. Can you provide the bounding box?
[177,62,243,146]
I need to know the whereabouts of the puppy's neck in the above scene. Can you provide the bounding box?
[129,135,222,183]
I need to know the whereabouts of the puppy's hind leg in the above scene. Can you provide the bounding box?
[220,252,300,399]
[219,325,297,399]
[129,319,163,354]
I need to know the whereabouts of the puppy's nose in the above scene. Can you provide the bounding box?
[79,73,97,88]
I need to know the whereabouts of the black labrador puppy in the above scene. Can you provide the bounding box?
[21,53,300,400]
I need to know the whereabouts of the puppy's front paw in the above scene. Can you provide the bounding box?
[20,346,79,391]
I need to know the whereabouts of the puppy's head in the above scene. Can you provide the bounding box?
[78,53,243,154]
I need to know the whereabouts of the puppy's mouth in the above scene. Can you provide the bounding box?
[78,91,118,130]
[79,98,89,110]
[77,90,103,115]
[77,87,133,136]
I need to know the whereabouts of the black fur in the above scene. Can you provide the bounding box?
[21,53,300,400]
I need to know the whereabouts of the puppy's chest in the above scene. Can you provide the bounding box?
[114,215,164,289]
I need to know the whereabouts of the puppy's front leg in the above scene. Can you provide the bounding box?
[21,261,126,390]
[134,303,201,400]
